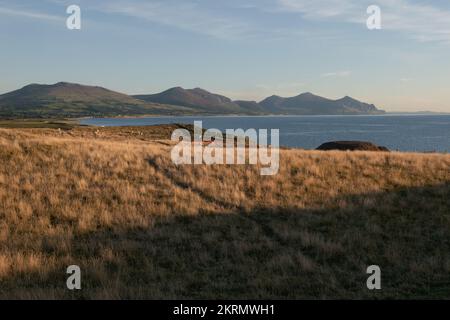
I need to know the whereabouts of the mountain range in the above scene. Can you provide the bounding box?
[0,82,385,118]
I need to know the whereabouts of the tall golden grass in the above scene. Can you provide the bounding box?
[0,127,449,299]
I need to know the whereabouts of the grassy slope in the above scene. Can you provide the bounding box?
[0,83,194,118]
[0,127,449,299]
[0,119,80,129]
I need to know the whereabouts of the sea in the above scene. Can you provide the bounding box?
[80,114,450,153]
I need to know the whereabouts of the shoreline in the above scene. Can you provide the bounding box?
[77,112,450,121]
[0,123,447,155]
[1,116,448,154]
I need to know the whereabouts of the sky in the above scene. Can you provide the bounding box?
[1,0,450,112]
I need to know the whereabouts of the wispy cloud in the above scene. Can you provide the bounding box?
[277,0,450,43]
[94,0,255,40]
[321,70,351,78]
[0,6,62,22]
[93,0,450,43]
[3,0,257,39]
[278,0,360,19]
[69,0,336,41]
[3,0,450,43]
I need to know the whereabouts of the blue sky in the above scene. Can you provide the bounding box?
[1,0,450,112]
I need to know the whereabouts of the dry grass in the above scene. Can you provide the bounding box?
[0,127,449,299]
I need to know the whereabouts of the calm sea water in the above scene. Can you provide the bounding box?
[80,114,450,152]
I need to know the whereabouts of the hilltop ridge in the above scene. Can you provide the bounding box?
[0,82,385,118]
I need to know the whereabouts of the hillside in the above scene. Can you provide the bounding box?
[0,82,385,118]
[134,87,250,114]
[234,100,269,113]
[0,127,449,299]
[136,88,384,115]
[260,92,384,115]
[0,82,190,118]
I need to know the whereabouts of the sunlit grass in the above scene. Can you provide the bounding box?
[0,127,449,299]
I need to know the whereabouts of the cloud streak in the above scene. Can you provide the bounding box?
[3,0,450,44]
[321,71,351,78]
[0,6,63,21]
[277,0,450,43]
[94,0,255,40]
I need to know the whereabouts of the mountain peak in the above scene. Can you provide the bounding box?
[260,91,384,115]
[165,86,185,92]
[134,86,242,113]
[297,92,325,99]
[339,95,356,101]
[54,82,85,88]
[1,82,385,117]
[190,87,211,95]
[0,82,172,118]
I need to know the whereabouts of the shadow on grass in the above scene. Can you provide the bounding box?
[1,183,449,299]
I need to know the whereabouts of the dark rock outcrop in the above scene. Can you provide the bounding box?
[316,141,389,152]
